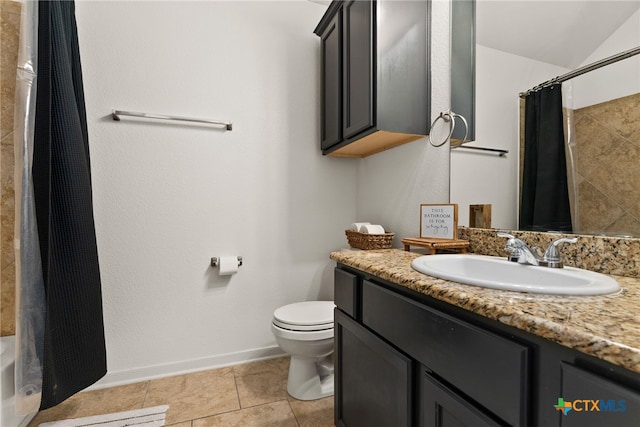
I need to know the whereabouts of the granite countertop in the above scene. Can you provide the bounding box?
[330,248,640,374]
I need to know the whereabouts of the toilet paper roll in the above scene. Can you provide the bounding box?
[349,222,370,232]
[218,256,239,276]
[360,224,385,234]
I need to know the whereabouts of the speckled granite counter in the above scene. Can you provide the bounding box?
[330,248,640,374]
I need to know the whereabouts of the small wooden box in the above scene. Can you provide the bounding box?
[469,204,492,228]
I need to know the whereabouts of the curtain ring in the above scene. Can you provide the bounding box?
[428,111,456,147]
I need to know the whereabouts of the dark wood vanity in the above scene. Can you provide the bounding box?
[333,251,640,427]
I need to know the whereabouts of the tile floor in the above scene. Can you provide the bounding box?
[28,357,335,427]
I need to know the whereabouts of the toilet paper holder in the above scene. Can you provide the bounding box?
[210,256,243,268]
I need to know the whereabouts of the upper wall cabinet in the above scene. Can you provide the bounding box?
[450,0,476,143]
[314,0,431,158]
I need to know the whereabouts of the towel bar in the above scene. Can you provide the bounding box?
[112,109,232,131]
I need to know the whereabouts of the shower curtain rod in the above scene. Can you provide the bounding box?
[519,46,640,98]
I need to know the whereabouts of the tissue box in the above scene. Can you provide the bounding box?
[345,230,394,250]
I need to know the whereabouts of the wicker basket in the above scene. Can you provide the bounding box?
[345,230,394,250]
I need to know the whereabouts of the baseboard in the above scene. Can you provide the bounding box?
[88,345,285,390]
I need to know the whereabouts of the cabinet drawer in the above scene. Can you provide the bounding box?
[362,280,529,426]
[560,363,640,427]
[334,268,359,319]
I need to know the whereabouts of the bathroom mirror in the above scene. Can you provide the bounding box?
[468,0,640,237]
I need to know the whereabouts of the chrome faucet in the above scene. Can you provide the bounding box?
[497,232,578,268]
[498,232,541,265]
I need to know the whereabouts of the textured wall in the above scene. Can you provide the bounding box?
[575,93,640,236]
[74,1,357,386]
[0,0,20,337]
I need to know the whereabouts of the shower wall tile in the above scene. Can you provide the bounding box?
[574,114,623,181]
[578,91,640,140]
[630,128,640,146]
[1,1,21,140]
[587,136,640,217]
[574,92,640,237]
[0,0,20,337]
[608,213,640,239]
[1,132,14,270]
[578,178,626,234]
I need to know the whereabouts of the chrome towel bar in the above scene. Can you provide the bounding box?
[112,109,232,131]
[451,144,509,157]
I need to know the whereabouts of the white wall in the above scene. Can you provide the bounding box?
[356,0,451,241]
[450,46,567,230]
[572,8,640,109]
[76,1,357,386]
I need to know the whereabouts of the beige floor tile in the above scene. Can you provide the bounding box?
[233,357,290,408]
[27,357,334,427]
[288,396,335,427]
[193,400,298,427]
[144,367,240,425]
[28,381,149,426]
[232,356,289,377]
[167,421,192,427]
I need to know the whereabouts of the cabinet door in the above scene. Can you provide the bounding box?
[559,363,640,427]
[320,10,342,150]
[334,309,412,427]
[420,372,506,427]
[342,0,373,139]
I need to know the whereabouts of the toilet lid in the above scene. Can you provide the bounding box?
[273,301,335,331]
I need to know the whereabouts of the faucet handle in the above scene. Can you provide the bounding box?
[497,232,531,263]
[542,237,578,267]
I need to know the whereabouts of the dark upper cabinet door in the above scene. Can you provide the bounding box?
[320,11,342,150]
[342,0,374,140]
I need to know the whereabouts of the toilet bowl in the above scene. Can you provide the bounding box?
[271,301,335,401]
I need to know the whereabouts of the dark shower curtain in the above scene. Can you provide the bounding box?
[520,84,573,232]
[32,0,106,409]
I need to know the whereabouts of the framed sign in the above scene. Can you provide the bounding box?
[420,204,458,239]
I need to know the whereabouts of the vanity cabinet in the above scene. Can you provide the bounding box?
[314,0,430,158]
[334,264,640,427]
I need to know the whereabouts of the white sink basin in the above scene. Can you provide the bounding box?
[411,254,621,295]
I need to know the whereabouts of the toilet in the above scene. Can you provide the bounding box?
[271,301,335,400]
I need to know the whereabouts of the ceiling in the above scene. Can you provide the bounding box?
[309,0,640,69]
[476,0,640,69]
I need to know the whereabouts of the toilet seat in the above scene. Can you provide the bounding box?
[273,301,335,332]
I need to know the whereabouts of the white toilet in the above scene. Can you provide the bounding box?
[271,301,335,400]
